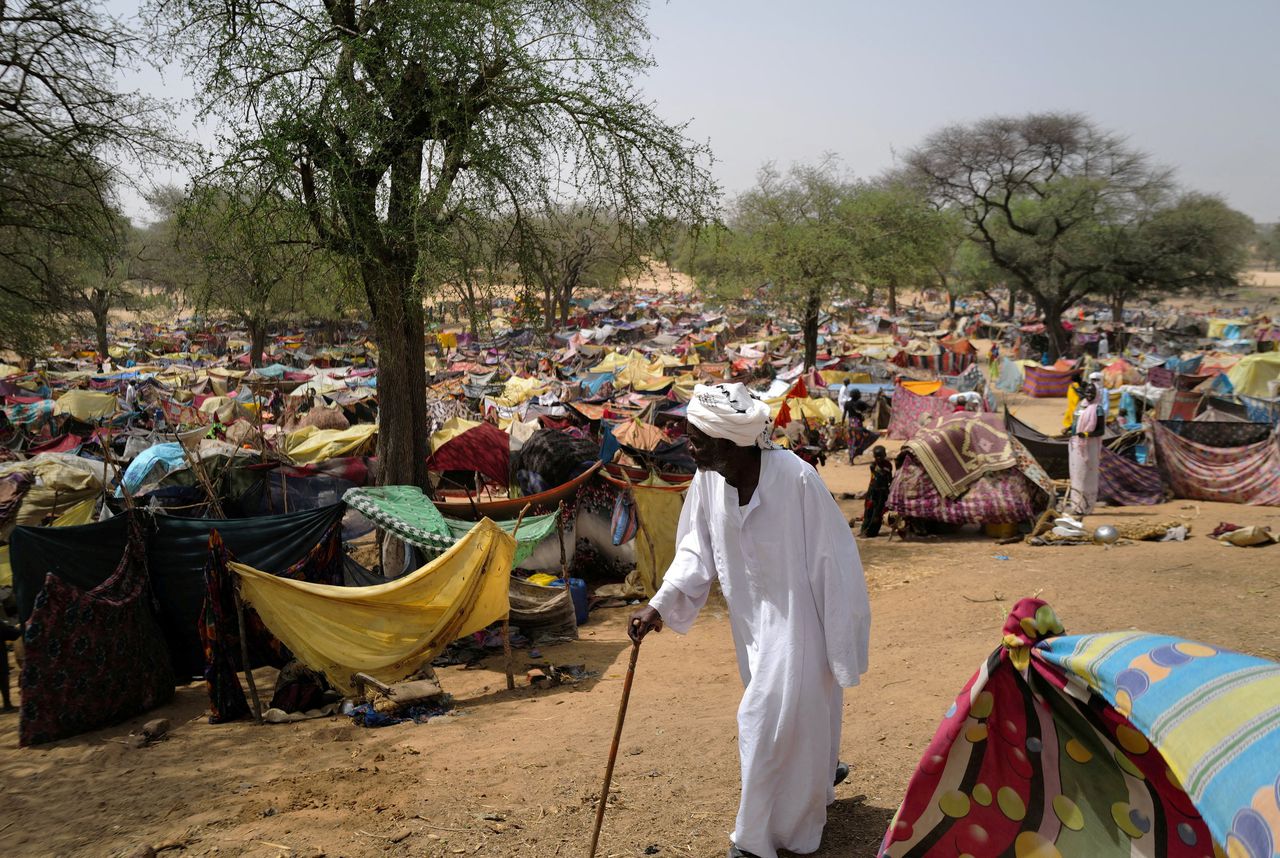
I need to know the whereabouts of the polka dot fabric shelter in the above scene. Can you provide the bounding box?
[880,598,1280,857]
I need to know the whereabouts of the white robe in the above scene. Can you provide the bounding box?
[649,449,871,858]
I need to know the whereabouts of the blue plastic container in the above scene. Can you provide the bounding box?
[549,577,589,625]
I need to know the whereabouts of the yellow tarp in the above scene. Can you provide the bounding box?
[502,375,548,404]
[1227,353,1280,398]
[285,423,378,463]
[0,455,107,529]
[429,416,481,453]
[53,389,118,421]
[0,364,23,378]
[625,477,685,598]
[232,518,515,693]
[0,498,95,586]
[1207,318,1253,339]
[766,396,842,423]
[820,370,872,385]
[900,379,943,396]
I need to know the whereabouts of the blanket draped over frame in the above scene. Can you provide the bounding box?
[231,518,515,694]
[1151,421,1280,506]
[902,414,1018,499]
[879,598,1280,858]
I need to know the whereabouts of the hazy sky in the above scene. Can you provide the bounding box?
[112,0,1280,221]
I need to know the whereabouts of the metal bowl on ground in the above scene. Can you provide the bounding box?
[1093,524,1120,545]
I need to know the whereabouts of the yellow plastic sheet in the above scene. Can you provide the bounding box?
[626,477,686,598]
[232,518,515,694]
[53,389,118,420]
[1228,353,1280,398]
[285,423,378,463]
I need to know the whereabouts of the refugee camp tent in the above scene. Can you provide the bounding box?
[1227,352,1280,398]
[1022,362,1076,397]
[880,598,1280,858]
[12,505,349,679]
[887,414,1055,526]
[1150,422,1280,506]
[231,518,515,694]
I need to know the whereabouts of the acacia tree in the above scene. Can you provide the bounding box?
[905,113,1170,359]
[517,206,645,332]
[721,161,860,369]
[845,181,959,315]
[174,183,345,366]
[1,0,172,339]
[1098,192,1253,347]
[151,0,716,489]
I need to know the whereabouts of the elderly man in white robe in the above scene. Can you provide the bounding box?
[630,382,872,858]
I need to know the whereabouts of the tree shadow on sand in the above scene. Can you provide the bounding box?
[784,794,896,857]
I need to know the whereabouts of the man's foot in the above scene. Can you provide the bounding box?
[834,761,850,786]
[728,846,763,858]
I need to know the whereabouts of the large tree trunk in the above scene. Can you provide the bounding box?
[948,290,957,315]
[1041,298,1070,361]
[248,321,268,368]
[802,287,821,369]
[1007,287,1017,320]
[365,261,430,493]
[1111,292,1127,352]
[887,279,898,316]
[92,304,109,363]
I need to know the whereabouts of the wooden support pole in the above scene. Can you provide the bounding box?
[502,504,532,691]
[233,581,264,724]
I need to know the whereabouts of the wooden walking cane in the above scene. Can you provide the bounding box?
[588,628,643,858]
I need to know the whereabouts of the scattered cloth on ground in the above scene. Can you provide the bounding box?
[880,597,1280,858]
[1216,525,1277,547]
[232,518,515,694]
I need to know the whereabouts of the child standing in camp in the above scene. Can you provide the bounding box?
[860,446,894,538]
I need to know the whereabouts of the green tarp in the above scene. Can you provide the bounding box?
[343,485,560,566]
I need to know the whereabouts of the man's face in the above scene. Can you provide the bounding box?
[686,422,734,474]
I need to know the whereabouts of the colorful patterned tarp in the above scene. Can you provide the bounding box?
[880,598,1280,858]
[1099,447,1164,506]
[1152,421,1280,506]
[1023,365,1076,398]
[888,385,955,441]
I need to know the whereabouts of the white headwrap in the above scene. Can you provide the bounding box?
[1088,371,1103,382]
[686,383,776,449]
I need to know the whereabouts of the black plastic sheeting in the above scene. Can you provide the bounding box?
[12,504,346,678]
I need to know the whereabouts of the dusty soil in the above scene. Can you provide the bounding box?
[4,395,1280,858]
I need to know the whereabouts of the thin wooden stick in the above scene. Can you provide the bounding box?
[234,580,265,724]
[588,637,642,858]
[502,503,532,691]
[557,500,575,632]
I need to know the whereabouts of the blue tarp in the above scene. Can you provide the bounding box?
[118,442,189,496]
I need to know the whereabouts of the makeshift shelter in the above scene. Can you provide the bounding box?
[888,415,1054,526]
[12,505,349,678]
[880,598,1280,858]
[426,419,510,486]
[887,383,954,441]
[343,485,559,565]
[1098,446,1164,506]
[52,389,118,421]
[1022,363,1077,398]
[231,518,515,694]
[1151,422,1280,506]
[1226,352,1280,399]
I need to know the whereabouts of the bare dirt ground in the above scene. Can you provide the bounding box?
[5,384,1280,858]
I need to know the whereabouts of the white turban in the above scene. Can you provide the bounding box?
[686,383,776,449]
[1088,371,1103,382]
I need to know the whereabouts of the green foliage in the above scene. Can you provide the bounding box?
[150,0,718,484]
[906,112,1250,356]
[170,179,357,364]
